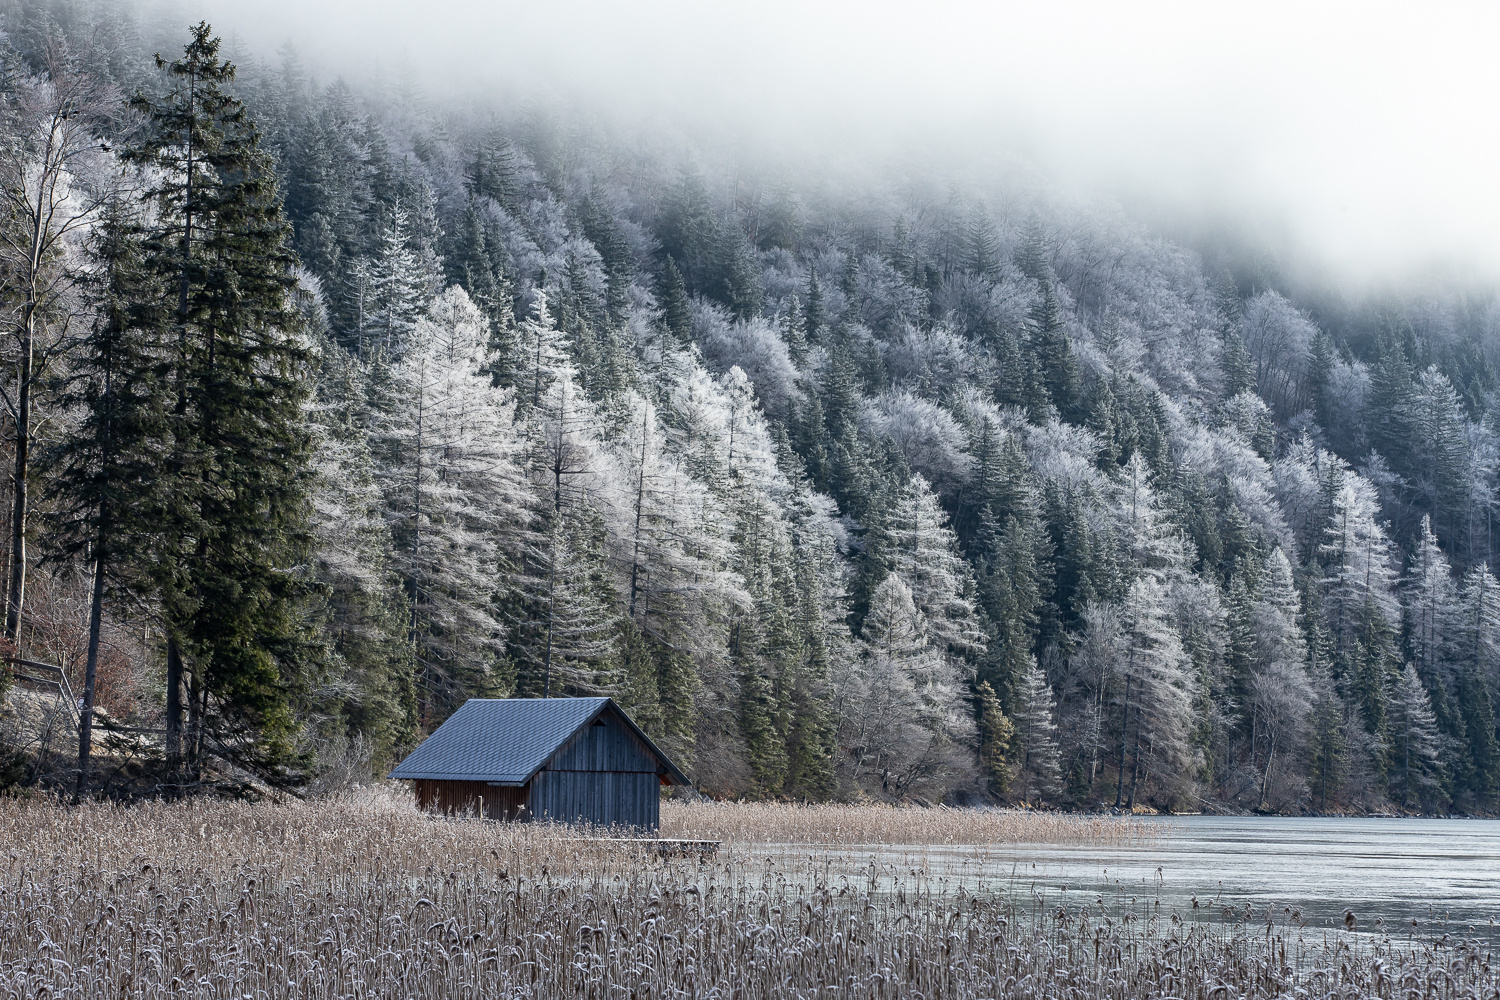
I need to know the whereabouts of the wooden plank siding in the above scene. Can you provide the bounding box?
[548,716,658,773]
[414,779,529,820]
[529,770,659,830]
[532,714,662,830]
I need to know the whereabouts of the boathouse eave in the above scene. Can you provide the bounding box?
[394,771,530,784]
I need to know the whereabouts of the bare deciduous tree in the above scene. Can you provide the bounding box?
[0,46,119,645]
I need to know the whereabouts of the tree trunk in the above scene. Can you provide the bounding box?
[542,562,556,698]
[1114,674,1131,808]
[542,383,566,697]
[74,544,107,802]
[1258,729,1277,810]
[409,373,424,717]
[1126,728,1144,808]
[163,68,195,786]
[186,669,202,778]
[5,314,31,644]
[194,682,209,771]
[629,407,647,618]
[165,635,184,778]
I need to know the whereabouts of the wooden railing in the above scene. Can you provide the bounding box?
[4,656,76,714]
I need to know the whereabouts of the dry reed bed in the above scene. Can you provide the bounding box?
[659,799,1160,846]
[0,795,1492,999]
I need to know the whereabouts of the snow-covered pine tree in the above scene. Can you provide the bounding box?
[1246,547,1313,810]
[380,286,525,722]
[307,337,413,762]
[1406,366,1468,546]
[1319,474,1402,741]
[1320,475,1401,648]
[1385,662,1445,811]
[510,288,572,414]
[1404,515,1461,688]
[1113,577,1195,809]
[511,350,620,698]
[885,474,986,656]
[1117,453,1193,584]
[842,573,974,798]
[361,201,436,356]
[1010,659,1062,805]
[1454,563,1500,805]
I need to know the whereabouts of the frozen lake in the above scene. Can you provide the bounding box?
[757,815,1500,934]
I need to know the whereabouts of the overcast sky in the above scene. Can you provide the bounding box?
[190,0,1500,288]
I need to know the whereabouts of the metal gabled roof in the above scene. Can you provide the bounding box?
[388,697,691,787]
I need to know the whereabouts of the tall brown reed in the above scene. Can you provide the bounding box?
[0,792,1490,999]
[660,798,1159,845]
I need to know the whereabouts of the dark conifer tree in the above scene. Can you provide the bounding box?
[656,171,713,287]
[126,23,325,780]
[1447,327,1495,418]
[1013,215,1050,282]
[756,187,802,251]
[1213,269,1256,399]
[789,390,832,491]
[1457,666,1500,807]
[731,616,789,796]
[578,192,634,324]
[1025,279,1081,421]
[803,269,825,344]
[977,514,1043,700]
[446,198,511,329]
[1306,673,1348,811]
[613,617,664,737]
[784,560,836,798]
[712,221,763,321]
[1306,331,1336,431]
[974,679,1014,794]
[1221,571,1256,725]
[1367,334,1416,477]
[466,126,517,205]
[657,256,691,344]
[963,209,1002,281]
[1083,374,1122,466]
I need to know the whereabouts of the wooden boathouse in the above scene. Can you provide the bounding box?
[389,697,691,831]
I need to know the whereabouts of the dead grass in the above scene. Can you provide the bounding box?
[660,798,1158,845]
[0,792,1491,999]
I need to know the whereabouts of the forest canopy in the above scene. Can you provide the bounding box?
[2,1,1499,814]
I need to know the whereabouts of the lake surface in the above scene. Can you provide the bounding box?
[760,816,1500,934]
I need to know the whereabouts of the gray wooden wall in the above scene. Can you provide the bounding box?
[531,714,663,830]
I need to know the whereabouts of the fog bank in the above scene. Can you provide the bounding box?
[189,0,1500,288]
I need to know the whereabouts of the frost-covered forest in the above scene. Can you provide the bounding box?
[2,3,1499,814]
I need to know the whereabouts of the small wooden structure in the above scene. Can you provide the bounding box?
[390,697,691,831]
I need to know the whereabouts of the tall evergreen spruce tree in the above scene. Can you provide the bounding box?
[974,679,1014,795]
[126,24,324,780]
[1028,279,1081,421]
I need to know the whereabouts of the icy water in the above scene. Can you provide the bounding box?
[759,816,1500,934]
